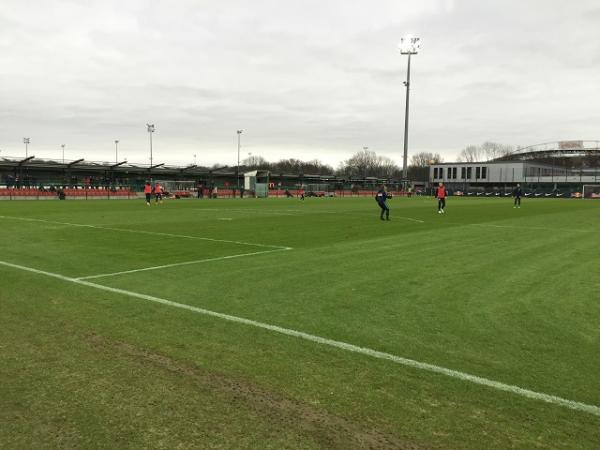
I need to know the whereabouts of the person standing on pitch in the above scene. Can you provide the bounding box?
[375,185,390,221]
[436,182,447,214]
[513,183,522,208]
[144,181,152,206]
[154,182,163,204]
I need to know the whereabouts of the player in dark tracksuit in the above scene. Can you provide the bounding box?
[375,186,390,221]
[513,184,522,208]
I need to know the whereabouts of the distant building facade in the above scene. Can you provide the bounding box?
[429,161,600,190]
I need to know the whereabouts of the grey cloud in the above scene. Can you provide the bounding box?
[0,0,598,166]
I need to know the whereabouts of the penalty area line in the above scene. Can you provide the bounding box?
[1,258,599,418]
[465,222,593,234]
[0,215,290,250]
[75,248,291,280]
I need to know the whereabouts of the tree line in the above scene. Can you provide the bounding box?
[239,150,445,180]
[456,141,514,162]
[235,141,517,180]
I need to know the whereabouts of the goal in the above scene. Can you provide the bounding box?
[582,185,600,199]
[155,180,197,198]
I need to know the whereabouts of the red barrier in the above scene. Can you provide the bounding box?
[0,188,135,199]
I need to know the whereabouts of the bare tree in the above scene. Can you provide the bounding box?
[337,149,400,178]
[271,158,333,175]
[378,155,400,178]
[457,145,484,162]
[242,155,270,169]
[457,142,514,162]
[410,152,443,167]
[481,141,514,160]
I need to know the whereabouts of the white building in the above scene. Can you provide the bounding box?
[429,161,600,189]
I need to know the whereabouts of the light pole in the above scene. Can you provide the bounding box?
[115,140,119,163]
[61,144,65,163]
[362,147,369,184]
[399,36,421,187]
[146,124,155,178]
[23,138,30,157]
[194,153,197,165]
[236,130,243,196]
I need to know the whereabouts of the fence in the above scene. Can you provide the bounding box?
[0,187,138,200]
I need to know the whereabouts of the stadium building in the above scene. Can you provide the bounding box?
[0,155,398,199]
[429,141,600,196]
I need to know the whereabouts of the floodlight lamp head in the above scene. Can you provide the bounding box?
[399,36,421,54]
[146,124,155,132]
[23,138,30,144]
[237,129,243,134]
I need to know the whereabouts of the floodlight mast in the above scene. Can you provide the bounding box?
[115,140,119,164]
[236,130,243,196]
[399,36,421,187]
[146,124,155,179]
[23,138,30,157]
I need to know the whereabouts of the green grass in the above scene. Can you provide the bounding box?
[1,196,599,449]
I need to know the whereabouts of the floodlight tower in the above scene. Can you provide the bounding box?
[115,140,119,163]
[61,144,66,163]
[146,124,155,176]
[236,129,243,195]
[399,36,421,185]
[23,138,30,157]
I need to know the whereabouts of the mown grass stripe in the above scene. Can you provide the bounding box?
[76,248,291,280]
[0,214,290,249]
[1,258,599,418]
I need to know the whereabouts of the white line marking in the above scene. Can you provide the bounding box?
[396,216,425,223]
[195,208,425,222]
[76,248,290,280]
[1,258,599,418]
[466,223,592,233]
[0,215,290,249]
[198,208,297,216]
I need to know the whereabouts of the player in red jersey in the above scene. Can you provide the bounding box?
[143,182,152,206]
[154,182,163,204]
[436,182,446,214]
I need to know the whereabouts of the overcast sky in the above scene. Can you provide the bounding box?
[1,0,599,167]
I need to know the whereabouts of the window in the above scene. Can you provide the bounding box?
[467,167,472,179]
[481,167,487,179]
[453,167,457,179]
[461,167,466,179]
[476,167,481,179]
[433,168,438,179]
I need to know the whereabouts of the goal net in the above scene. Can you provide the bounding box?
[155,180,197,197]
[582,185,600,199]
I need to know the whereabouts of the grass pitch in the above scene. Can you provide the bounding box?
[1,196,599,449]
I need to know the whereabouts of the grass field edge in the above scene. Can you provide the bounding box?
[2,258,600,419]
